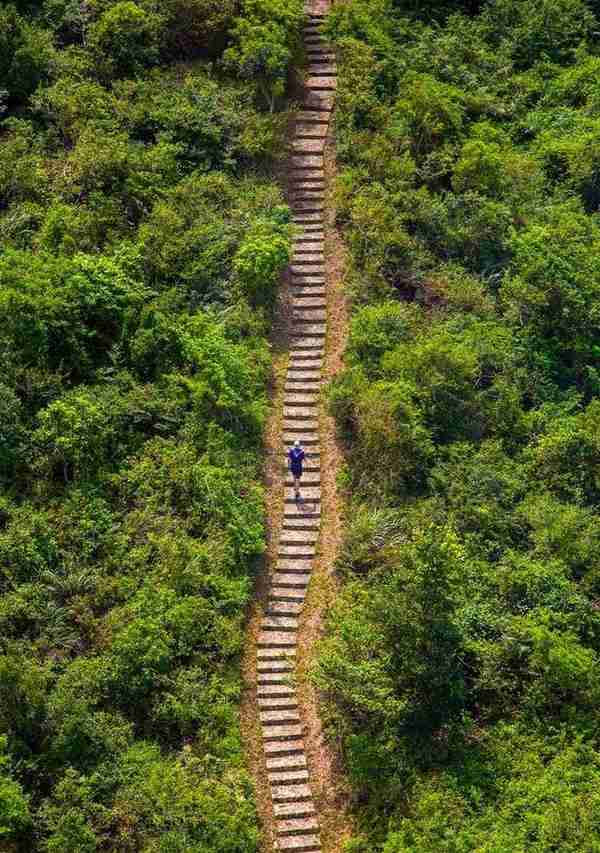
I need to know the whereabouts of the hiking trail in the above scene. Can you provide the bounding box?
[241,4,345,851]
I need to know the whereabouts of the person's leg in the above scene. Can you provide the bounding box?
[294,474,300,495]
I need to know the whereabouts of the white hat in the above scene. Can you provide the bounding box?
[294,439,300,446]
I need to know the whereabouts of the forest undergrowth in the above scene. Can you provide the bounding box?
[315,1,600,851]
[0,0,304,849]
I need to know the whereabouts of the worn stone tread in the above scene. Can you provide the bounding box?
[270,782,313,802]
[258,631,298,648]
[270,587,308,603]
[258,696,299,711]
[263,725,305,743]
[269,769,310,785]
[271,572,311,588]
[277,834,321,851]
[267,753,306,771]
[262,615,300,631]
[274,800,316,819]
[276,816,320,836]
[267,600,304,616]
[264,739,305,756]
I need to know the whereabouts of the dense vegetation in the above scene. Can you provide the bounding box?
[0,0,303,849]
[316,1,600,850]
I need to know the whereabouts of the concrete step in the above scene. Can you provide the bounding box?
[272,572,311,588]
[284,390,318,402]
[283,407,319,421]
[283,431,319,445]
[293,230,324,240]
[287,355,323,367]
[274,800,316,819]
[277,816,320,837]
[283,501,321,518]
[267,753,307,772]
[292,251,324,262]
[286,371,322,382]
[264,738,305,756]
[285,383,321,394]
[291,274,325,285]
[292,297,326,309]
[271,782,312,802]
[257,682,296,697]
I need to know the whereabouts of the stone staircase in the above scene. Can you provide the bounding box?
[256,5,336,852]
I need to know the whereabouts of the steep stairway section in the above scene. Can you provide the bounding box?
[255,6,336,852]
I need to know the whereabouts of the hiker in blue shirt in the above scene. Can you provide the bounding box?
[288,439,305,498]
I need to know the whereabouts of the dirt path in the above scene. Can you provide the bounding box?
[240,4,352,851]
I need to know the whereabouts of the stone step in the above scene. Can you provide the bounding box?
[288,355,323,367]
[309,64,336,75]
[280,530,319,544]
[271,782,312,803]
[258,646,296,660]
[257,682,296,697]
[294,310,327,323]
[278,547,316,560]
[258,657,295,671]
[283,407,318,421]
[293,137,326,153]
[263,723,304,742]
[291,324,326,337]
[283,420,319,433]
[272,572,311,588]
[292,248,324,260]
[287,364,322,376]
[264,738,305,757]
[282,516,320,529]
[306,76,337,91]
[261,709,302,725]
[276,557,314,572]
[293,236,324,247]
[284,390,318,402]
[278,833,321,851]
[267,600,303,616]
[270,586,308,602]
[258,670,295,684]
[291,155,324,170]
[285,487,321,503]
[258,631,298,648]
[267,753,307,772]
[286,374,322,384]
[291,273,325,284]
[291,169,324,181]
[292,213,324,224]
[277,816,320,837]
[296,109,330,122]
[285,380,321,391]
[283,433,319,447]
[292,297,326,309]
[274,800,316,819]
[303,92,334,111]
[262,615,300,631]
[293,230,324,241]
[294,223,324,233]
[283,501,321,517]
[269,769,309,785]
[258,695,299,710]
[292,285,326,297]
[307,51,335,61]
